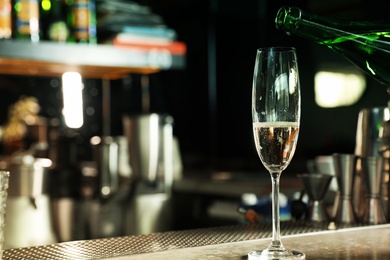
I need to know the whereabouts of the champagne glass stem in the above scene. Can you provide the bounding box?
[270,171,283,249]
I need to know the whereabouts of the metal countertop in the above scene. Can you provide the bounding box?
[3,222,335,260]
[120,224,390,260]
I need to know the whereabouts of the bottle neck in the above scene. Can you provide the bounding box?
[276,6,390,44]
[276,6,390,89]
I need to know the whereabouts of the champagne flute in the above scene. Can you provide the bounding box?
[249,47,304,259]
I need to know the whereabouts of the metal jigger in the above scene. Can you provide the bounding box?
[297,173,333,223]
[361,156,387,224]
[332,153,358,225]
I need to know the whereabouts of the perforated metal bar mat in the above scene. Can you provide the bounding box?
[2,222,347,259]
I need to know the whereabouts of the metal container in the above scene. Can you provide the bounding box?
[297,173,333,223]
[355,107,390,157]
[122,113,175,235]
[122,113,174,189]
[332,153,358,225]
[355,107,390,219]
[1,156,57,248]
[360,156,387,224]
[5,157,51,197]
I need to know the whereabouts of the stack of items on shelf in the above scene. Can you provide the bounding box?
[97,0,186,56]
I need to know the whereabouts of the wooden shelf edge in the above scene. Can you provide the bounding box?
[0,57,160,79]
[0,40,186,79]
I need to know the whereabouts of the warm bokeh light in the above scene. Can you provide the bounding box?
[315,71,366,108]
[62,72,84,128]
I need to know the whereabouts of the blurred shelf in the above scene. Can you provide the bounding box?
[0,40,186,79]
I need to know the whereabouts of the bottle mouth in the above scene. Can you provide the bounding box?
[275,6,301,32]
[275,6,290,30]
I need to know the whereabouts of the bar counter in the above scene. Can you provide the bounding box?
[3,222,390,259]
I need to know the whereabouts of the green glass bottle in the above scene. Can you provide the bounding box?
[275,6,390,88]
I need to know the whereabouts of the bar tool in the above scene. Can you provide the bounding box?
[355,107,390,219]
[378,110,390,220]
[360,156,387,224]
[312,155,339,218]
[297,173,333,223]
[332,153,358,225]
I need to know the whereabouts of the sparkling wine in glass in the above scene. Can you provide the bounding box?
[249,47,304,259]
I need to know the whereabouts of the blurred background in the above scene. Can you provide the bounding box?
[0,0,389,248]
[1,0,389,173]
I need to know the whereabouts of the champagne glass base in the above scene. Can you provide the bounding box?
[248,249,305,260]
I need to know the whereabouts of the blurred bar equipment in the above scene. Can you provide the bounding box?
[50,133,83,242]
[85,135,133,239]
[355,107,389,157]
[332,153,358,225]
[91,136,123,199]
[75,68,180,238]
[0,97,59,248]
[77,113,177,239]
[360,156,387,224]
[0,76,181,243]
[297,173,333,223]
[2,156,57,248]
[309,155,339,218]
[122,113,175,235]
[378,107,390,220]
[355,107,390,218]
[122,114,173,189]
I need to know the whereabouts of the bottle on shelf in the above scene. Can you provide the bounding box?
[0,0,12,39]
[67,0,96,44]
[275,6,390,90]
[40,0,69,42]
[13,0,40,42]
